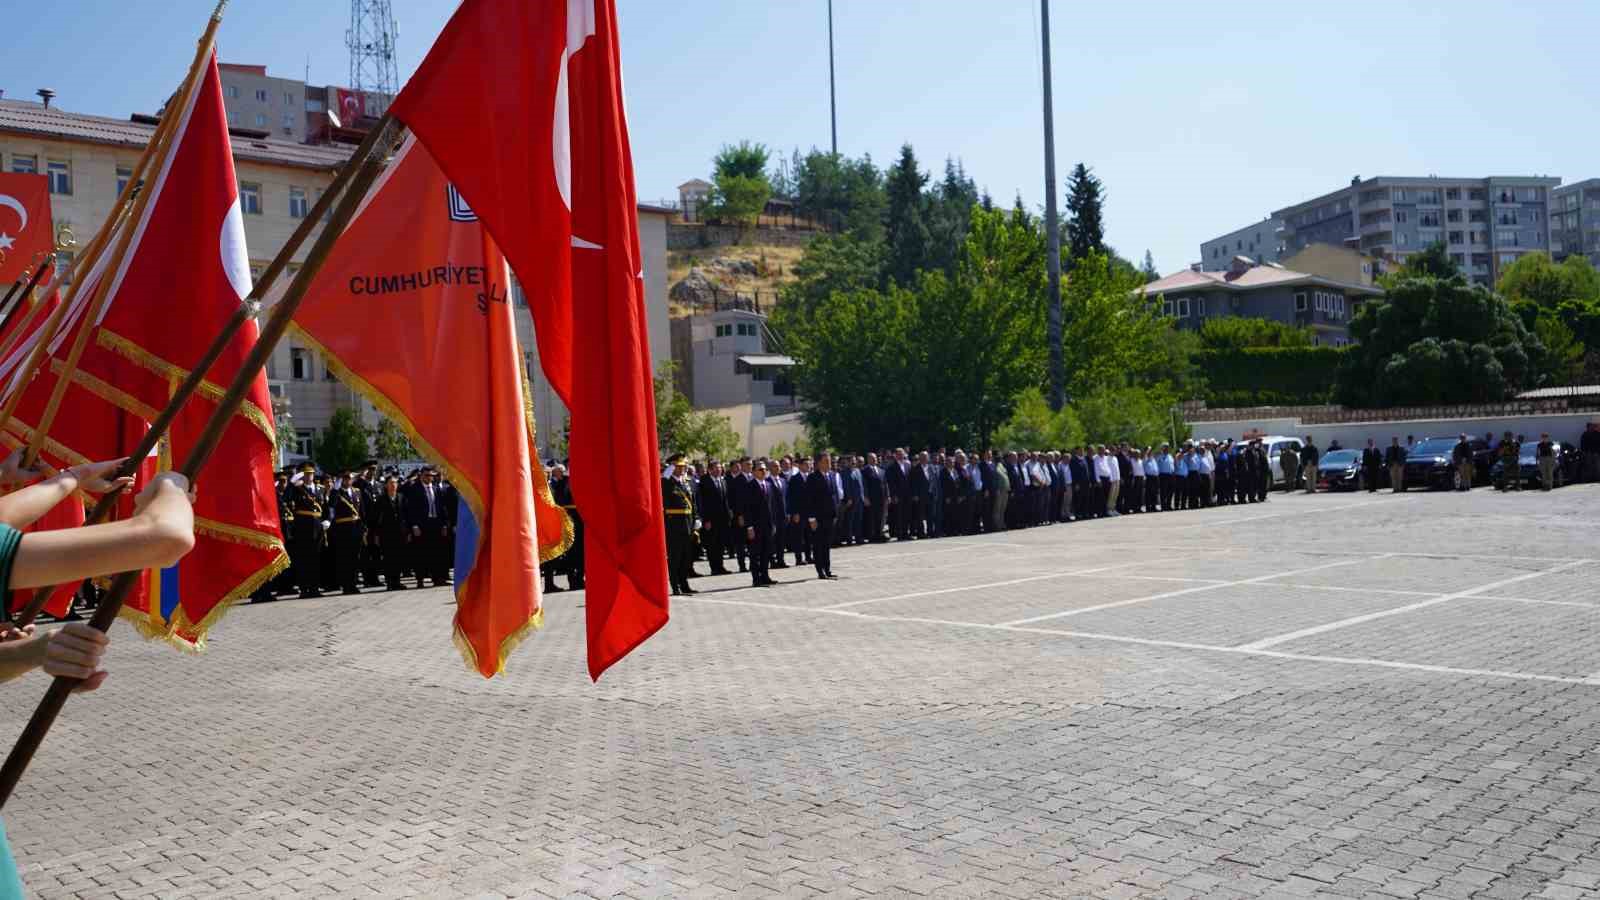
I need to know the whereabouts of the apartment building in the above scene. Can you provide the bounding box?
[1551,179,1600,269]
[1142,255,1381,346]
[216,64,309,142]
[0,95,671,462]
[1199,217,1284,267]
[1203,175,1560,288]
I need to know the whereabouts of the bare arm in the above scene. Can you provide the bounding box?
[9,473,195,589]
[0,458,134,530]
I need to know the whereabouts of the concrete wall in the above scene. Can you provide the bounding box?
[1189,411,1600,451]
[706,403,807,457]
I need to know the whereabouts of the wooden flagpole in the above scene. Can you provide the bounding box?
[0,119,400,806]
[10,113,395,629]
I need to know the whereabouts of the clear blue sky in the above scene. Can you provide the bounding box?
[5,1,1599,273]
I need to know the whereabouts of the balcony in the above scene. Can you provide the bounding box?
[1360,219,1393,236]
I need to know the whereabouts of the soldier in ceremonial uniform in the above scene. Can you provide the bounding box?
[326,470,367,595]
[663,453,697,596]
[287,464,326,599]
[548,464,585,591]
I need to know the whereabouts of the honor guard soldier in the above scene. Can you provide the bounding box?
[288,464,325,599]
[326,471,367,595]
[663,453,697,596]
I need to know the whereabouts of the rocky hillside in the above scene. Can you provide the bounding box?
[667,242,808,317]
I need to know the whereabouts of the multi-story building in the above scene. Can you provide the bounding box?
[1142,255,1381,346]
[1199,217,1283,267]
[0,93,671,463]
[1203,175,1561,288]
[1551,179,1600,268]
[216,64,309,141]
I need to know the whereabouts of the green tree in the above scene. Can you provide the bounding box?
[702,141,772,231]
[774,232,883,318]
[1381,241,1457,284]
[654,362,744,459]
[1337,271,1547,406]
[1532,312,1586,385]
[1072,384,1185,447]
[794,150,886,237]
[1060,251,1169,399]
[1064,162,1106,264]
[1197,317,1315,349]
[883,144,932,287]
[370,416,418,462]
[1497,252,1600,308]
[992,386,1083,450]
[313,407,371,473]
[925,158,979,275]
[1140,250,1160,283]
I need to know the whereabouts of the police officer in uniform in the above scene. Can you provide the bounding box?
[287,464,325,599]
[663,453,697,596]
[326,471,366,595]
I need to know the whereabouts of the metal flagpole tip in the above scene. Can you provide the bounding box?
[210,0,230,21]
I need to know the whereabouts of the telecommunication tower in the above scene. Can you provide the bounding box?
[347,0,400,110]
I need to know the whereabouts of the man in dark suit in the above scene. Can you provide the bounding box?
[369,475,410,590]
[805,453,841,580]
[766,464,789,569]
[403,467,453,587]
[728,458,752,572]
[908,452,930,539]
[884,448,909,540]
[861,452,887,543]
[841,454,864,545]
[741,459,778,587]
[786,458,812,566]
[696,459,733,575]
[1361,438,1384,494]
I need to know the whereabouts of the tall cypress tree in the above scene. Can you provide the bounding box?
[883,144,931,287]
[1065,162,1106,263]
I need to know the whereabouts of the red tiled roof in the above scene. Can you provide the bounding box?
[0,99,352,171]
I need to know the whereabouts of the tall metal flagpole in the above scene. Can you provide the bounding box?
[827,0,837,156]
[1041,0,1064,411]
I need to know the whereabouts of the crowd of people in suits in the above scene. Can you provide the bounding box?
[637,438,1286,593]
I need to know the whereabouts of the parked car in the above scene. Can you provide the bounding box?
[1239,435,1304,490]
[1402,436,1494,490]
[1316,448,1390,491]
[1489,440,1582,489]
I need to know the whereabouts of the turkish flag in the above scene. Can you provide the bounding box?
[1,54,284,649]
[0,173,53,284]
[391,0,668,680]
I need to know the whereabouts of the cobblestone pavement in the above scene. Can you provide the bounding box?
[5,485,1600,898]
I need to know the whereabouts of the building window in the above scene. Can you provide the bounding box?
[1419,212,1440,227]
[44,159,71,195]
[240,182,262,215]
[282,112,295,131]
[715,324,731,337]
[324,362,337,381]
[1497,230,1519,247]
[1519,187,1542,203]
[1500,253,1518,267]
[1196,297,1206,316]
[294,429,315,456]
[1445,188,1461,201]
[1295,292,1307,311]
[1393,188,1409,202]
[10,154,36,174]
[115,165,134,197]
[1176,298,1190,317]
[284,91,295,106]
[226,85,240,99]
[1161,298,1173,316]
[1451,252,1467,266]
[1448,231,1463,245]
[1397,233,1409,246]
[288,186,308,218]
[254,113,268,127]
[1395,210,1408,224]
[1446,209,1462,223]
[290,348,310,381]
[255,88,268,102]
[1417,190,1440,205]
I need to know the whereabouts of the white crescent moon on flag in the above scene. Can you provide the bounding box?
[0,194,27,232]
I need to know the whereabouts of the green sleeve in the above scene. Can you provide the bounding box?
[0,524,21,595]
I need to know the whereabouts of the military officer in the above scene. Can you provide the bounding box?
[287,464,325,599]
[326,470,367,595]
[663,453,697,596]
